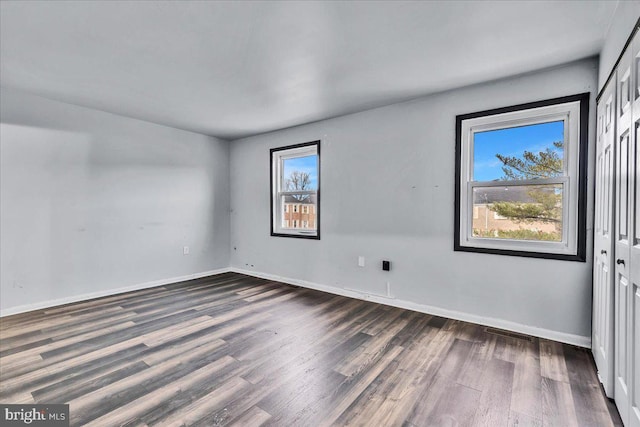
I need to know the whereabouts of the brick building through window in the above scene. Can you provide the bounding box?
[283,195,317,230]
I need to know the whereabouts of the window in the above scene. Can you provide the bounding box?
[455,93,588,260]
[271,141,320,239]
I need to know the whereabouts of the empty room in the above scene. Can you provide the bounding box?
[1,1,639,426]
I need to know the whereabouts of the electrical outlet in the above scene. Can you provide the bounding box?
[358,256,365,267]
[183,246,189,255]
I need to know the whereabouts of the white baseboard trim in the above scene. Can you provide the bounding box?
[0,267,231,317]
[2,266,592,348]
[230,267,591,348]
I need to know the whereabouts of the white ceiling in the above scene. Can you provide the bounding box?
[0,1,618,140]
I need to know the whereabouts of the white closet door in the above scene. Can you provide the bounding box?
[615,44,633,426]
[593,76,616,398]
[614,31,640,426]
[626,30,640,427]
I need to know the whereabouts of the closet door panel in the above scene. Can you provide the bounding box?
[593,79,616,397]
[627,32,640,427]
[615,46,633,426]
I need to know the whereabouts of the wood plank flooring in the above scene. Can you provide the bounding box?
[0,272,622,426]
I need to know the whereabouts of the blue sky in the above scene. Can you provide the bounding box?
[473,121,564,181]
[284,155,318,190]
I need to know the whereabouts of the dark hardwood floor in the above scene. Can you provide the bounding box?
[0,272,622,426]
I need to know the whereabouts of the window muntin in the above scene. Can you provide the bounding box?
[270,141,320,239]
[456,94,588,260]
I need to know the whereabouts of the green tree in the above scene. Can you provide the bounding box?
[495,141,563,180]
[489,141,563,235]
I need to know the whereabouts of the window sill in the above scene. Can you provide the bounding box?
[454,243,586,261]
[271,231,320,240]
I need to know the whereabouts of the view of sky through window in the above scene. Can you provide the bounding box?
[473,121,564,182]
[283,155,318,190]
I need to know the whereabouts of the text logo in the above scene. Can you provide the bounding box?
[0,404,69,426]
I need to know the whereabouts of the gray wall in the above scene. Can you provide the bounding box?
[598,1,640,90]
[0,87,230,313]
[229,58,598,340]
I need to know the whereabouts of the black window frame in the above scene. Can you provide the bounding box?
[454,93,589,261]
[270,140,321,240]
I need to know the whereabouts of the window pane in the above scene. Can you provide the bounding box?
[473,121,564,182]
[283,155,318,191]
[281,193,317,231]
[472,184,563,241]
